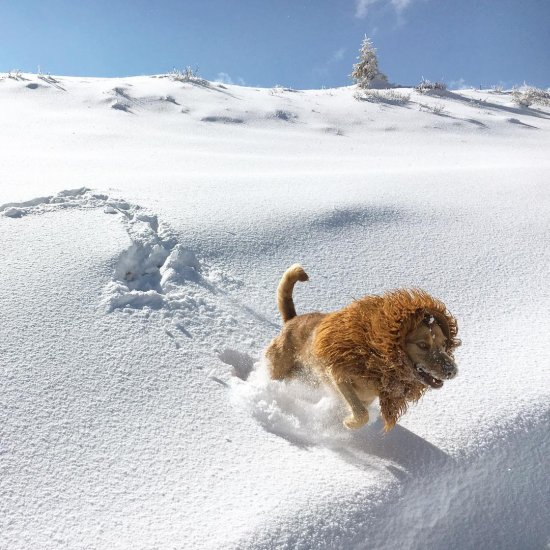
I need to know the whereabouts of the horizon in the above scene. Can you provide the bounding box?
[1,1,549,90]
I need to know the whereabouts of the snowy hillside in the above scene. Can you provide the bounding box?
[1,73,549,550]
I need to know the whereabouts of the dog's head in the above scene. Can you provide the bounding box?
[404,313,459,389]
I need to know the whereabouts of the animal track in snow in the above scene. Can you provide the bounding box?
[1,187,261,349]
[218,348,255,380]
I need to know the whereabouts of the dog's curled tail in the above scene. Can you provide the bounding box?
[277,264,309,323]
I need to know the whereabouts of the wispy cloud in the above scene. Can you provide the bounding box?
[331,48,346,63]
[448,78,473,90]
[216,72,246,86]
[354,0,413,20]
[355,0,379,18]
[313,47,347,78]
[391,0,412,14]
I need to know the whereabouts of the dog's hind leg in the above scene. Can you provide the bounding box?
[334,381,370,429]
[265,340,297,380]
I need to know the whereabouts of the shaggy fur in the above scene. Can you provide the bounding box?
[265,264,460,431]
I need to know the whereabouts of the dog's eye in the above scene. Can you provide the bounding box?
[417,342,429,350]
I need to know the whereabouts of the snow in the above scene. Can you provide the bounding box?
[0,73,549,549]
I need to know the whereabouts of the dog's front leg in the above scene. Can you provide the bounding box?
[335,381,370,429]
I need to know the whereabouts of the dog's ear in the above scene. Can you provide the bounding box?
[423,310,449,337]
[421,311,436,326]
[426,310,461,349]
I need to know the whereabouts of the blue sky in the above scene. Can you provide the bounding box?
[1,0,548,89]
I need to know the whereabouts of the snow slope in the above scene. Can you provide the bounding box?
[1,73,549,549]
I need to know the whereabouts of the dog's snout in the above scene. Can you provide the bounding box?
[443,363,458,378]
[442,360,456,372]
[437,351,457,377]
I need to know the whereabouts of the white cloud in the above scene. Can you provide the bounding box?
[355,0,414,19]
[355,0,379,18]
[216,72,246,86]
[314,48,347,78]
[390,0,412,14]
[448,78,473,90]
[216,72,233,84]
[331,48,346,63]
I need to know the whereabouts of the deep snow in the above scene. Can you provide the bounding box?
[0,73,549,549]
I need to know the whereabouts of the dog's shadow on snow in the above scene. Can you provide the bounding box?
[273,417,451,478]
[340,420,451,477]
[228,358,451,477]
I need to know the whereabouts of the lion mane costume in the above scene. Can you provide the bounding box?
[314,288,460,430]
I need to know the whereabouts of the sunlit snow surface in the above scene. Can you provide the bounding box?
[1,73,549,549]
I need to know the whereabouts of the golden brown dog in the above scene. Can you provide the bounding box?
[265,264,460,430]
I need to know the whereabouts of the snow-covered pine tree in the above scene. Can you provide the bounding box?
[351,36,388,89]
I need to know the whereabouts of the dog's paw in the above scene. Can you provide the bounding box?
[343,412,369,430]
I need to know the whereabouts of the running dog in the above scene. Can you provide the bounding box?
[265,264,460,430]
